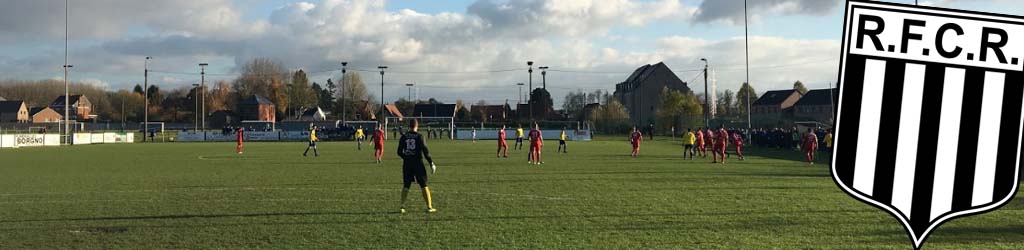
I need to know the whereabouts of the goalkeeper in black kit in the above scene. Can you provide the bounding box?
[397,119,438,213]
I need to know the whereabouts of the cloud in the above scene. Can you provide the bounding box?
[694,0,841,24]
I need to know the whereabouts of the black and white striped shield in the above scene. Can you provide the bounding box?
[833,1,1024,248]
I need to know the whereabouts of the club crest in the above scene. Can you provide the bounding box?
[832,1,1024,248]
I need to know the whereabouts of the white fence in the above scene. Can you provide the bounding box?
[72,132,135,145]
[176,131,324,142]
[454,129,592,141]
[0,134,61,148]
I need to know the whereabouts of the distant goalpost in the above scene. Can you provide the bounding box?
[385,116,454,140]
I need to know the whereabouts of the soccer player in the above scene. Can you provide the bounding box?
[355,126,365,150]
[236,127,245,154]
[630,126,643,157]
[694,127,705,158]
[824,129,834,151]
[515,125,525,150]
[528,123,543,165]
[497,125,509,158]
[683,128,695,159]
[472,128,477,143]
[704,128,715,157]
[732,131,745,161]
[803,128,819,165]
[713,126,729,164]
[303,125,320,157]
[397,119,438,214]
[373,123,386,164]
[557,127,568,154]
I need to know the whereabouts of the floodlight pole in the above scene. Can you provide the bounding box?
[199,63,208,132]
[144,56,151,142]
[63,0,71,145]
[539,66,549,89]
[517,83,524,104]
[701,58,709,128]
[378,66,387,123]
[341,61,347,124]
[527,61,533,121]
[193,84,199,131]
[406,83,414,100]
[745,0,752,136]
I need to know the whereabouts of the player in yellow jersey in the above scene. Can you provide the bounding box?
[557,127,568,154]
[355,126,365,150]
[303,125,320,157]
[515,125,525,150]
[683,128,696,160]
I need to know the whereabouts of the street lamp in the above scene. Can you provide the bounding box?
[527,61,533,121]
[341,61,348,123]
[378,66,387,123]
[199,63,208,132]
[144,56,151,142]
[701,58,710,128]
[406,83,414,100]
[539,66,549,89]
[517,83,525,104]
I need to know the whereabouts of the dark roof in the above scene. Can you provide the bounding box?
[794,88,839,106]
[29,107,58,116]
[753,90,800,106]
[411,104,457,117]
[0,101,25,112]
[240,95,274,105]
[50,95,85,106]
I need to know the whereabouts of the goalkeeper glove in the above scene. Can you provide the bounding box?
[430,163,437,174]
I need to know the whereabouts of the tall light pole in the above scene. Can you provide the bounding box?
[341,61,348,123]
[144,56,151,141]
[406,83,414,100]
[192,84,200,131]
[527,61,534,121]
[63,0,71,144]
[539,66,549,89]
[701,58,709,128]
[517,83,525,104]
[199,63,208,132]
[745,0,752,134]
[378,66,387,122]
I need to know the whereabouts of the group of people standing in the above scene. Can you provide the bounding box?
[630,125,828,165]
[495,124,569,165]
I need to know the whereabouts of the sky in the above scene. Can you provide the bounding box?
[1,0,1022,106]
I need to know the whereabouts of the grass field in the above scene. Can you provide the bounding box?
[1,137,1023,249]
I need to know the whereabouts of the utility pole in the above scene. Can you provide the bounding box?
[144,56,151,142]
[527,61,533,121]
[341,61,347,124]
[539,66,549,89]
[701,58,709,128]
[63,0,71,145]
[199,63,208,132]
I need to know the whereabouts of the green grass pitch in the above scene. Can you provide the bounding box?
[0,137,1022,249]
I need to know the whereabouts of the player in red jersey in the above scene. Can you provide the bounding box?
[528,123,543,165]
[373,123,386,164]
[704,129,715,157]
[236,127,245,154]
[731,132,745,161]
[802,128,819,165]
[694,127,705,158]
[497,125,509,158]
[630,126,643,157]
[713,126,729,164]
